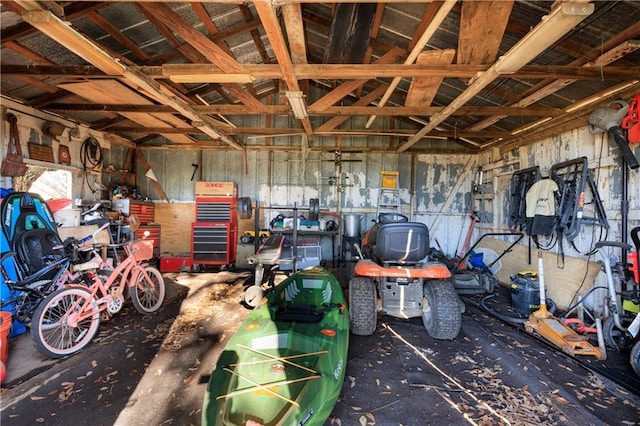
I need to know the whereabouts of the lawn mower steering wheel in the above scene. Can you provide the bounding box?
[378,213,409,223]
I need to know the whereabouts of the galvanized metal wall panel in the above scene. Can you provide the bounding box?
[128,124,638,262]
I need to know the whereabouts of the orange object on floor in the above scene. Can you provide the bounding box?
[0,311,12,383]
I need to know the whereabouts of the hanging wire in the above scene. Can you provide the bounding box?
[80,137,103,194]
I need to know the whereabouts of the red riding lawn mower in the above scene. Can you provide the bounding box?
[348,213,463,340]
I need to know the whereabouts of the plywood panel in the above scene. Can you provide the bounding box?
[155,203,195,254]
[238,201,265,234]
[477,238,600,310]
[458,1,513,66]
[58,225,111,246]
[405,49,455,107]
[59,80,194,144]
[155,202,263,254]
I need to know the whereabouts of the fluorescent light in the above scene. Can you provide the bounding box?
[169,74,256,84]
[399,2,594,152]
[494,3,595,74]
[564,80,640,113]
[511,117,553,136]
[286,91,308,119]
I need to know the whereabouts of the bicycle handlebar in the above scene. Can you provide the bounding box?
[594,240,632,251]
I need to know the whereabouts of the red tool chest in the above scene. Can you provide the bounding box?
[191,182,238,268]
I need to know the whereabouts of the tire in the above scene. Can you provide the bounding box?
[130,266,165,314]
[344,250,355,281]
[422,279,462,340]
[349,277,377,336]
[309,198,319,221]
[238,197,252,220]
[30,287,100,358]
[631,340,640,377]
[603,315,635,351]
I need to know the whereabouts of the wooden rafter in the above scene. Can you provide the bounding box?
[399,2,595,152]
[4,63,639,81]
[253,0,314,138]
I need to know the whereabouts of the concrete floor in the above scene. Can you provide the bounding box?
[1,269,639,425]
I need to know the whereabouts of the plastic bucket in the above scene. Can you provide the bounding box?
[510,271,540,314]
[343,214,363,237]
[0,311,12,384]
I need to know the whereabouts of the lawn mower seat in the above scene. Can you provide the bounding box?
[374,222,429,265]
[15,227,64,277]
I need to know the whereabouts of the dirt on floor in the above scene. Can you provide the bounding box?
[2,268,639,426]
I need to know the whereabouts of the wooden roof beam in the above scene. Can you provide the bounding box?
[365,0,457,128]
[137,2,268,113]
[20,6,244,150]
[254,0,314,138]
[468,38,640,132]
[493,80,640,153]
[44,103,564,117]
[5,63,639,81]
[457,1,513,66]
[399,2,594,152]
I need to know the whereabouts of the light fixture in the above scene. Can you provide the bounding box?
[494,3,595,74]
[169,74,255,84]
[511,117,553,136]
[164,64,256,84]
[22,10,126,76]
[286,91,308,119]
[564,80,640,113]
[399,2,594,152]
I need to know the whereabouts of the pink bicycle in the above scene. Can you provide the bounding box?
[30,230,165,358]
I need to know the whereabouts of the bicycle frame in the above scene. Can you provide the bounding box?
[62,240,155,325]
[0,251,70,322]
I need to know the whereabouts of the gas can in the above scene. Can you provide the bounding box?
[510,271,540,314]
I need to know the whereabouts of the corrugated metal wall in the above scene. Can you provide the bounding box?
[112,124,640,265]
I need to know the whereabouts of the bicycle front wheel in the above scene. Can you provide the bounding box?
[130,266,165,314]
[30,287,101,358]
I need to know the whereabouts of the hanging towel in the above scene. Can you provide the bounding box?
[525,178,558,236]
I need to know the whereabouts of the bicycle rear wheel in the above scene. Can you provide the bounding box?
[30,287,100,358]
[130,266,165,314]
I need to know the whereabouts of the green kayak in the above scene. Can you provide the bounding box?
[202,266,349,426]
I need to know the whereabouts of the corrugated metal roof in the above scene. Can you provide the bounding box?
[1,1,639,154]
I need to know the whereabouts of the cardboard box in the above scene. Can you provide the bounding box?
[195,181,237,197]
[53,209,81,227]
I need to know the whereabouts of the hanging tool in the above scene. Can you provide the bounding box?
[507,166,541,233]
[550,157,609,243]
[191,163,199,181]
[524,251,605,359]
[588,99,639,170]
